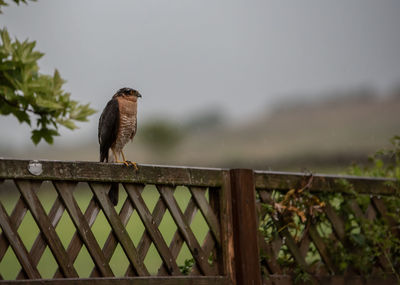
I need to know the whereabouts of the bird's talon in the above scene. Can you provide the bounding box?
[126,161,139,170]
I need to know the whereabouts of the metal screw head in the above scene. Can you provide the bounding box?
[28,160,43,176]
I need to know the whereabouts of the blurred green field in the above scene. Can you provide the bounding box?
[0,182,210,279]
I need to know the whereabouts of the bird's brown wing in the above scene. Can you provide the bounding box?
[98,98,119,162]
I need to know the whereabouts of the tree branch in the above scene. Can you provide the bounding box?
[0,93,43,115]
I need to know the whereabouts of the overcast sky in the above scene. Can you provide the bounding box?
[1,0,400,148]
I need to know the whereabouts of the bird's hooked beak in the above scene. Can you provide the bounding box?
[137,92,142,98]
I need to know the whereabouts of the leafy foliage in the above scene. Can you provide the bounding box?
[0,0,33,13]
[179,258,194,275]
[348,135,400,181]
[259,135,400,280]
[0,28,96,144]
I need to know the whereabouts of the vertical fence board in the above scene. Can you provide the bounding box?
[229,169,262,285]
[220,171,235,284]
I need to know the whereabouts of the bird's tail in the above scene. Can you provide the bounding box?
[100,149,118,205]
[109,183,119,206]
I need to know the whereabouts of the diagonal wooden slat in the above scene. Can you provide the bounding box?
[258,231,282,274]
[299,233,311,260]
[323,203,346,243]
[189,187,221,245]
[258,190,311,273]
[202,232,217,262]
[365,203,377,220]
[137,193,167,262]
[54,197,101,278]
[189,231,217,276]
[92,197,135,278]
[158,185,214,275]
[16,196,65,279]
[0,198,29,263]
[347,198,392,273]
[15,180,78,278]
[256,197,283,275]
[54,181,114,277]
[157,194,198,276]
[125,192,168,277]
[372,196,400,236]
[89,182,149,276]
[124,183,181,276]
[0,200,40,279]
[308,224,338,274]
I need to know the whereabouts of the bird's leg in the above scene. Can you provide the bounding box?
[112,149,129,166]
[120,150,138,170]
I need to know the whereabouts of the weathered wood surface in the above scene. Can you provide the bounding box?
[0,159,223,187]
[0,159,397,194]
[263,274,399,285]
[254,170,398,195]
[18,195,65,279]
[230,169,262,285]
[93,197,134,278]
[0,196,30,279]
[89,183,149,276]
[0,276,230,285]
[15,180,78,278]
[0,159,399,285]
[124,183,181,276]
[57,198,101,278]
[220,171,235,284]
[158,185,216,276]
[54,181,114,277]
[156,190,199,276]
[0,199,40,279]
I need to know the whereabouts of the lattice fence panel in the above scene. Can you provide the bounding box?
[256,187,400,281]
[0,179,223,280]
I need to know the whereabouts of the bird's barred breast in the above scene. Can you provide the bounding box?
[113,98,138,152]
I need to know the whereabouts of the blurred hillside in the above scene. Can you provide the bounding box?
[1,90,399,173]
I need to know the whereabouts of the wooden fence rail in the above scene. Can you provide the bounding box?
[0,159,398,285]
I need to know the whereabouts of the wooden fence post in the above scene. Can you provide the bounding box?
[230,169,262,285]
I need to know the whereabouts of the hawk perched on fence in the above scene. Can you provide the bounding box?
[98,87,142,205]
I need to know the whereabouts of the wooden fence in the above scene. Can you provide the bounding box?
[0,159,398,284]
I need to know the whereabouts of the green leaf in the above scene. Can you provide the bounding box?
[0,29,12,53]
[1,27,96,145]
[31,129,41,145]
[14,109,30,125]
[31,128,59,145]
[36,96,63,110]
[0,60,16,71]
[57,118,77,130]
[53,69,65,90]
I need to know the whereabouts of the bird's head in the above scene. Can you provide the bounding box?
[113,87,142,101]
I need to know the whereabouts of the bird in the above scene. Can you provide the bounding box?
[98,87,142,205]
